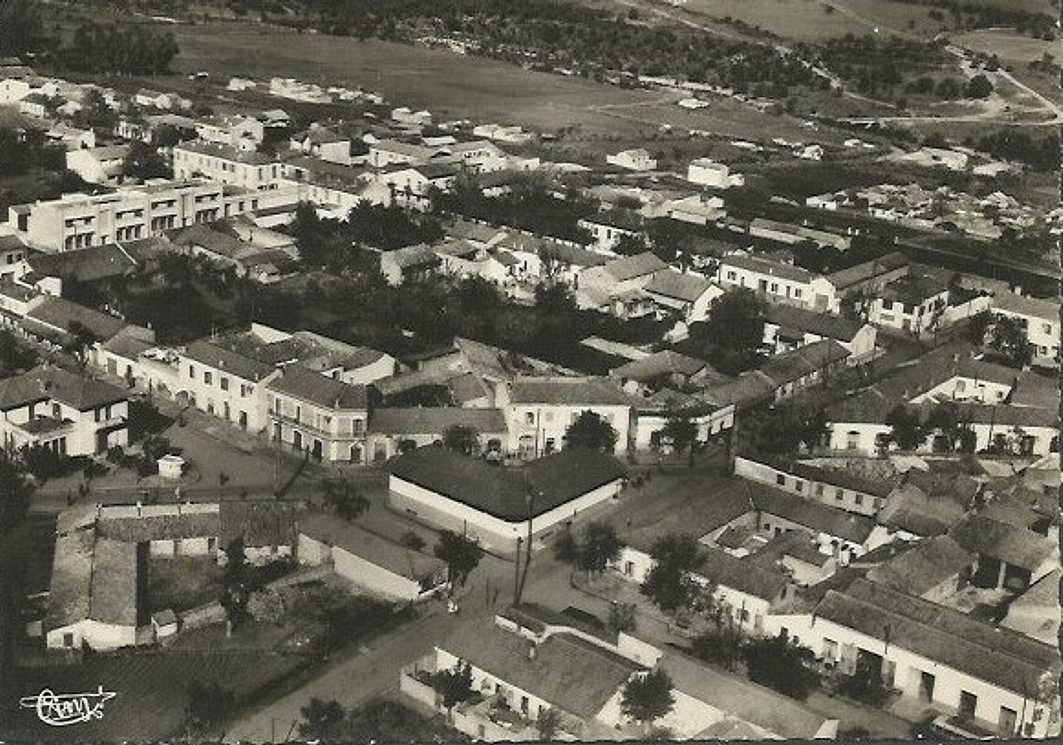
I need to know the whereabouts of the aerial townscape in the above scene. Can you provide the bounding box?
[0,0,1058,742]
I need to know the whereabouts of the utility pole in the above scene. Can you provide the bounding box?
[515,489,536,605]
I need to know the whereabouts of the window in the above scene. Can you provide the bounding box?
[188,365,196,380]
[823,638,838,660]
[63,632,74,647]
[815,484,825,497]
[794,288,802,299]
[52,403,60,419]
[220,377,229,391]
[955,379,966,393]
[525,412,535,425]
[795,480,804,493]
[845,431,859,450]
[854,493,864,505]
[204,371,213,385]
[1043,323,1052,335]
[776,473,786,486]
[727,271,736,281]
[352,419,365,436]
[873,498,882,510]
[835,487,844,501]
[770,282,779,293]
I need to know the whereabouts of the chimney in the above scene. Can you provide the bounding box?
[135,500,143,516]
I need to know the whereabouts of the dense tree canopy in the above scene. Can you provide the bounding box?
[564,410,619,453]
[59,24,179,75]
[620,669,675,733]
[640,533,703,612]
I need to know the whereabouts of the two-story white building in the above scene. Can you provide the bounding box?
[504,376,636,459]
[175,340,278,433]
[990,292,1060,367]
[0,366,129,456]
[265,364,368,462]
[869,274,950,335]
[716,253,836,312]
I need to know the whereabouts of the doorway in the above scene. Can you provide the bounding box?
[959,691,977,721]
[919,671,935,703]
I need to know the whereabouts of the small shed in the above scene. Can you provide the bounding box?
[157,454,185,480]
[152,609,178,639]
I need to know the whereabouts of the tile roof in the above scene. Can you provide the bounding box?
[879,273,949,305]
[509,376,635,406]
[624,480,756,552]
[865,536,974,596]
[698,370,776,410]
[266,364,368,410]
[182,339,275,382]
[388,446,626,522]
[25,296,127,340]
[610,350,707,382]
[956,357,1019,387]
[45,529,94,630]
[826,251,908,292]
[814,579,1058,696]
[721,254,812,284]
[27,244,136,283]
[747,480,875,544]
[369,407,507,436]
[991,291,1060,323]
[440,617,642,719]
[645,269,716,303]
[89,538,139,626]
[177,140,279,166]
[382,243,441,269]
[0,366,126,412]
[449,372,491,404]
[532,240,611,267]
[170,224,249,259]
[219,501,299,548]
[759,339,849,387]
[763,304,866,343]
[789,460,895,498]
[700,545,790,600]
[297,510,446,582]
[603,252,668,282]
[949,513,1056,572]
[1009,370,1058,409]
[749,530,832,568]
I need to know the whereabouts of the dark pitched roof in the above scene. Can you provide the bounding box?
[759,339,849,387]
[610,350,707,382]
[89,538,139,626]
[764,304,866,343]
[789,461,895,498]
[509,376,635,406]
[879,273,949,305]
[182,339,275,382]
[220,501,298,548]
[700,546,789,600]
[814,579,1058,696]
[748,481,875,544]
[645,269,716,303]
[603,252,668,282]
[624,479,756,553]
[266,364,367,410]
[949,514,1056,572]
[865,536,974,596]
[25,296,127,341]
[27,244,136,283]
[0,366,126,412]
[388,446,626,522]
[826,251,908,292]
[698,371,776,410]
[297,511,445,582]
[749,530,832,568]
[440,618,642,719]
[370,407,507,436]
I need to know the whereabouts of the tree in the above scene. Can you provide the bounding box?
[434,530,483,587]
[695,289,766,374]
[443,424,479,456]
[123,140,171,181]
[741,402,827,457]
[19,443,65,481]
[837,654,889,704]
[0,0,44,57]
[401,530,426,551]
[299,698,346,741]
[660,413,698,466]
[965,74,993,99]
[565,410,618,452]
[743,634,818,699]
[185,683,235,735]
[966,310,991,346]
[536,706,562,739]
[620,669,675,733]
[0,454,33,536]
[614,232,649,256]
[609,601,637,634]
[578,521,623,576]
[321,477,370,521]
[988,315,1032,368]
[554,528,582,564]
[885,404,925,451]
[221,537,250,624]
[247,588,285,624]
[926,401,974,453]
[430,661,474,711]
[640,533,703,612]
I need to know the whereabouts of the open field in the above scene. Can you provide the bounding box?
[166,21,861,146]
[675,0,944,40]
[951,30,1061,62]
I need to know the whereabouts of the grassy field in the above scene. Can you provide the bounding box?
[147,557,225,613]
[677,0,946,40]
[164,20,862,146]
[951,30,1061,62]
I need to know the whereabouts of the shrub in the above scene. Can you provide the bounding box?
[401,531,426,551]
